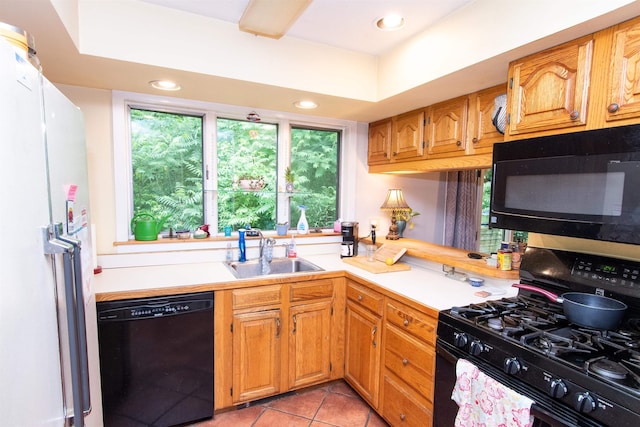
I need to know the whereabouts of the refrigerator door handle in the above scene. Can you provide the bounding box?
[58,234,91,417]
[43,226,90,427]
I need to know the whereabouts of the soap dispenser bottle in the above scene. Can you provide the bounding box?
[238,228,247,262]
[297,205,309,235]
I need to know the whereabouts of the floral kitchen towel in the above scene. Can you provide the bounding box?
[452,358,534,427]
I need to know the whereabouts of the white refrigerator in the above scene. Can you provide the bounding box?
[0,37,103,426]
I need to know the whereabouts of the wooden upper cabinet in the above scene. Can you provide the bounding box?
[467,84,506,154]
[604,16,640,125]
[506,35,594,137]
[425,96,468,158]
[392,110,425,161]
[368,119,392,165]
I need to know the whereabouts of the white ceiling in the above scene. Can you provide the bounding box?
[139,0,473,55]
[1,0,640,122]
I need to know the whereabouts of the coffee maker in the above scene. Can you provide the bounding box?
[340,221,359,258]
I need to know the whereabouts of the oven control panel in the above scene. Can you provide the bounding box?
[572,257,640,291]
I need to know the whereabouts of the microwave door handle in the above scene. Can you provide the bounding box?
[59,235,91,416]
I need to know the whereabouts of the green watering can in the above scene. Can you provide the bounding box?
[131,213,169,241]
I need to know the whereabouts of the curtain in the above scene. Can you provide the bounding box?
[444,170,479,250]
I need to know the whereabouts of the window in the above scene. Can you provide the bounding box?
[130,109,204,231]
[288,127,340,229]
[479,168,527,253]
[113,91,352,242]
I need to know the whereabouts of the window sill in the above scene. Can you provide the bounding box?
[114,231,341,246]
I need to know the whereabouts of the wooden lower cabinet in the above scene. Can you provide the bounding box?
[289,300,332,388]
[382,374,433,427]
[232,308,283,402]
[345,299,383,408]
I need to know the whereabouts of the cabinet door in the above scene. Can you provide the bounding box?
[605,17,640,124]
[344,300,382,408]
[289,301,332,389]
[426,96,468,157]
[392,110,425,161]
[368,119,392,165]
[232,309,282,403]
[507,35,593,136]
[468,84,506,154]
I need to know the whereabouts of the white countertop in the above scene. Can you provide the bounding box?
[92,253,518,311]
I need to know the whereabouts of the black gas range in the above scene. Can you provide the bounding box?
[434,247,640,427]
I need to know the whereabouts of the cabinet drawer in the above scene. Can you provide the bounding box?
[290,279,334,302]
[386,299,436,345]
[346,283,383,315]
[384,324,434,401]
[232,285,282,309]
[382,374,433,427]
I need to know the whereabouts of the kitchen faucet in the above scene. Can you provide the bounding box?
[254,230,276,275]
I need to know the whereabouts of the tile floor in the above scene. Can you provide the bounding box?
[195,380,389,427]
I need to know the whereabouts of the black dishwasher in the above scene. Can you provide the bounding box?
[97,292,214,427]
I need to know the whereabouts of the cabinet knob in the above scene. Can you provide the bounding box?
[608,103,620,113]
[383,153,388,158]
[357,295,363,301]
[403,319,409,327]
[569,110,579,120]
[393,152,398,156]
[402,358,409,366]
[472,137,478,143]
[456,140,462,146]
[400,413,406,421]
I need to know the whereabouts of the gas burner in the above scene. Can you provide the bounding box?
[589,358,628,380]
[487,317,503,330]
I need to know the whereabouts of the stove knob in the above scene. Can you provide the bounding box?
[453,332,468,348]
[574,392,596,413]
[469,340,484,356]
[503,357,521,375]
[548,379,568,398]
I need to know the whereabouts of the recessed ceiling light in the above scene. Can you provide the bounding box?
[294,100,318,109]
[375,14,405,31]
[149,80,181,91]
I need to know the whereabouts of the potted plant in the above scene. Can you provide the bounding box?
[238,175,265,190]
[284,166,294,192]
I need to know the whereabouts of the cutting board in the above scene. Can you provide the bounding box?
[374,244,407,263]
[342,256,411,274]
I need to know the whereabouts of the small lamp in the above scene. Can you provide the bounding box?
[380,189,410,240]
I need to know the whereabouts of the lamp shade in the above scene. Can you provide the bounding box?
[380,189,410,211]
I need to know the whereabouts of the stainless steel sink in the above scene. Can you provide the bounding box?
[225,257,324,279]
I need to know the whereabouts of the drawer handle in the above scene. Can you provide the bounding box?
[275,317,281,338]
[372,325,378,348]
[403,319,409,327]
[402,358,409,366]
[472,137,478,143]
[569,110,579,120]
[608,103,619,113]
[456,140,462,146]
[358,295,363,301]
[292,314,297,335]
[400,413,406,421]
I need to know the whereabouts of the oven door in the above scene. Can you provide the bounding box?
[434,338,603,427]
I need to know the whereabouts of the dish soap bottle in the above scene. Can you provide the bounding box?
[288,235,297,258]
[297,205,309,235]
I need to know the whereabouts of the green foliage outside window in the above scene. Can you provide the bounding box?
[130,109,203,231]
[289,127,339,228]
[217,118,277,231]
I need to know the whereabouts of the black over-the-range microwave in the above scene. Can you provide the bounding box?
[490,124,640,245]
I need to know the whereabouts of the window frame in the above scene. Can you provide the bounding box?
[112,90,357,242]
